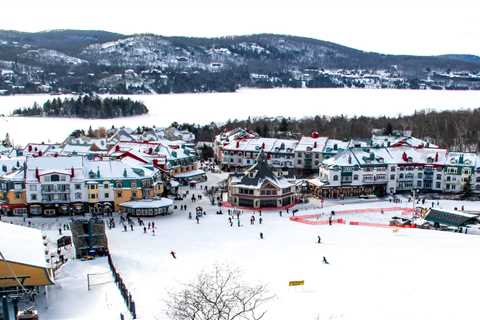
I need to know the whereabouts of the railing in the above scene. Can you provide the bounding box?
[107,251,137,319]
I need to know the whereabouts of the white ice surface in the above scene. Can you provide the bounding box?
[1,88,480,145]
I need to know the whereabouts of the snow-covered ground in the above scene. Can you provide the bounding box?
[3,172,480,319]
[1,88,480,145]
[103,186,480,320]
[37,258,131,320]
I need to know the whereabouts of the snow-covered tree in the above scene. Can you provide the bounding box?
[166,265,272,320]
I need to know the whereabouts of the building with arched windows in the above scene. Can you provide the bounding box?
[227,151,296,208]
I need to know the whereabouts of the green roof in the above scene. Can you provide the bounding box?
[425,209,478,227]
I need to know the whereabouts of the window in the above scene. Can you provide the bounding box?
[436,174,442,180]
[353,175,359,180]
[418,173,423,179]
[75,184,81,190]
[390,174,395,180]
[15,192,21,199]
[390,167,395,172]
[105,193,110,198]
[29,185,37,191]
[75,192,82,200]
[51,174,59,182]
[297,160,302,165]
[31,194,37,201]
[117,191,122,198]
[436,182,441,188]
[417,181,422,187]
[104,183,109,189]
[333,175,338,181]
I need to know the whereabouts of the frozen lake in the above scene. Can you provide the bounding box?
[1,88,480,146]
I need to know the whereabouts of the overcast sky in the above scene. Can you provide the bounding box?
[2,0,479,56]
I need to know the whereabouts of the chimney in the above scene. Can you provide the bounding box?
[35,168,40,181]
[28,145,32,152]
[314,141,317,149]
[435,152,439,162]
[261,142,265,149]
[71,167,75,178]
[148,147,153,154]
[236,141,240,148]
[402,152,408,161]
[115,145,120,152]
[38,151,43,157]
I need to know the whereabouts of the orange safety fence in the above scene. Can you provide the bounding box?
[290,207,415,229]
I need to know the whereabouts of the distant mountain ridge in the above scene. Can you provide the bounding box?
[1,29,479,72]
[0,29,479,94]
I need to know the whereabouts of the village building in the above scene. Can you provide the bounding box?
[221,138,297,170]
[0,221,54,317]
[109,140,204,183]
[213,128,258,164]
[119,198,174,216]
[227,151,296,208]
[315,147,396,198]
[294,133,328,172]
[21,156,163,216]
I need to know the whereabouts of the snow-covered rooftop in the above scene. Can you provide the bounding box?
[0,221,48,268]
[120,198,173,209]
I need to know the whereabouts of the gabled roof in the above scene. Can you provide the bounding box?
[83,159,155,181]
[295,136,328,152]
[424,208,479,227]
[230,151,293,189]
[0,221,48,268]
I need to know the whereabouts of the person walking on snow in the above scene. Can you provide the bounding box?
[323,256,329,264]
[170,251,176,259]
[317,235,321,244]
[259,232,264,239]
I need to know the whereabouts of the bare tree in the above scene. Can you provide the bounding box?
[166,265,273,320]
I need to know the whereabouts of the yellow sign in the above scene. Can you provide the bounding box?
[288,280,305,286]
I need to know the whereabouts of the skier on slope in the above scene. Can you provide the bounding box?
[323,256,329,264]
[170,251,176,259]
[317,235,321,244]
